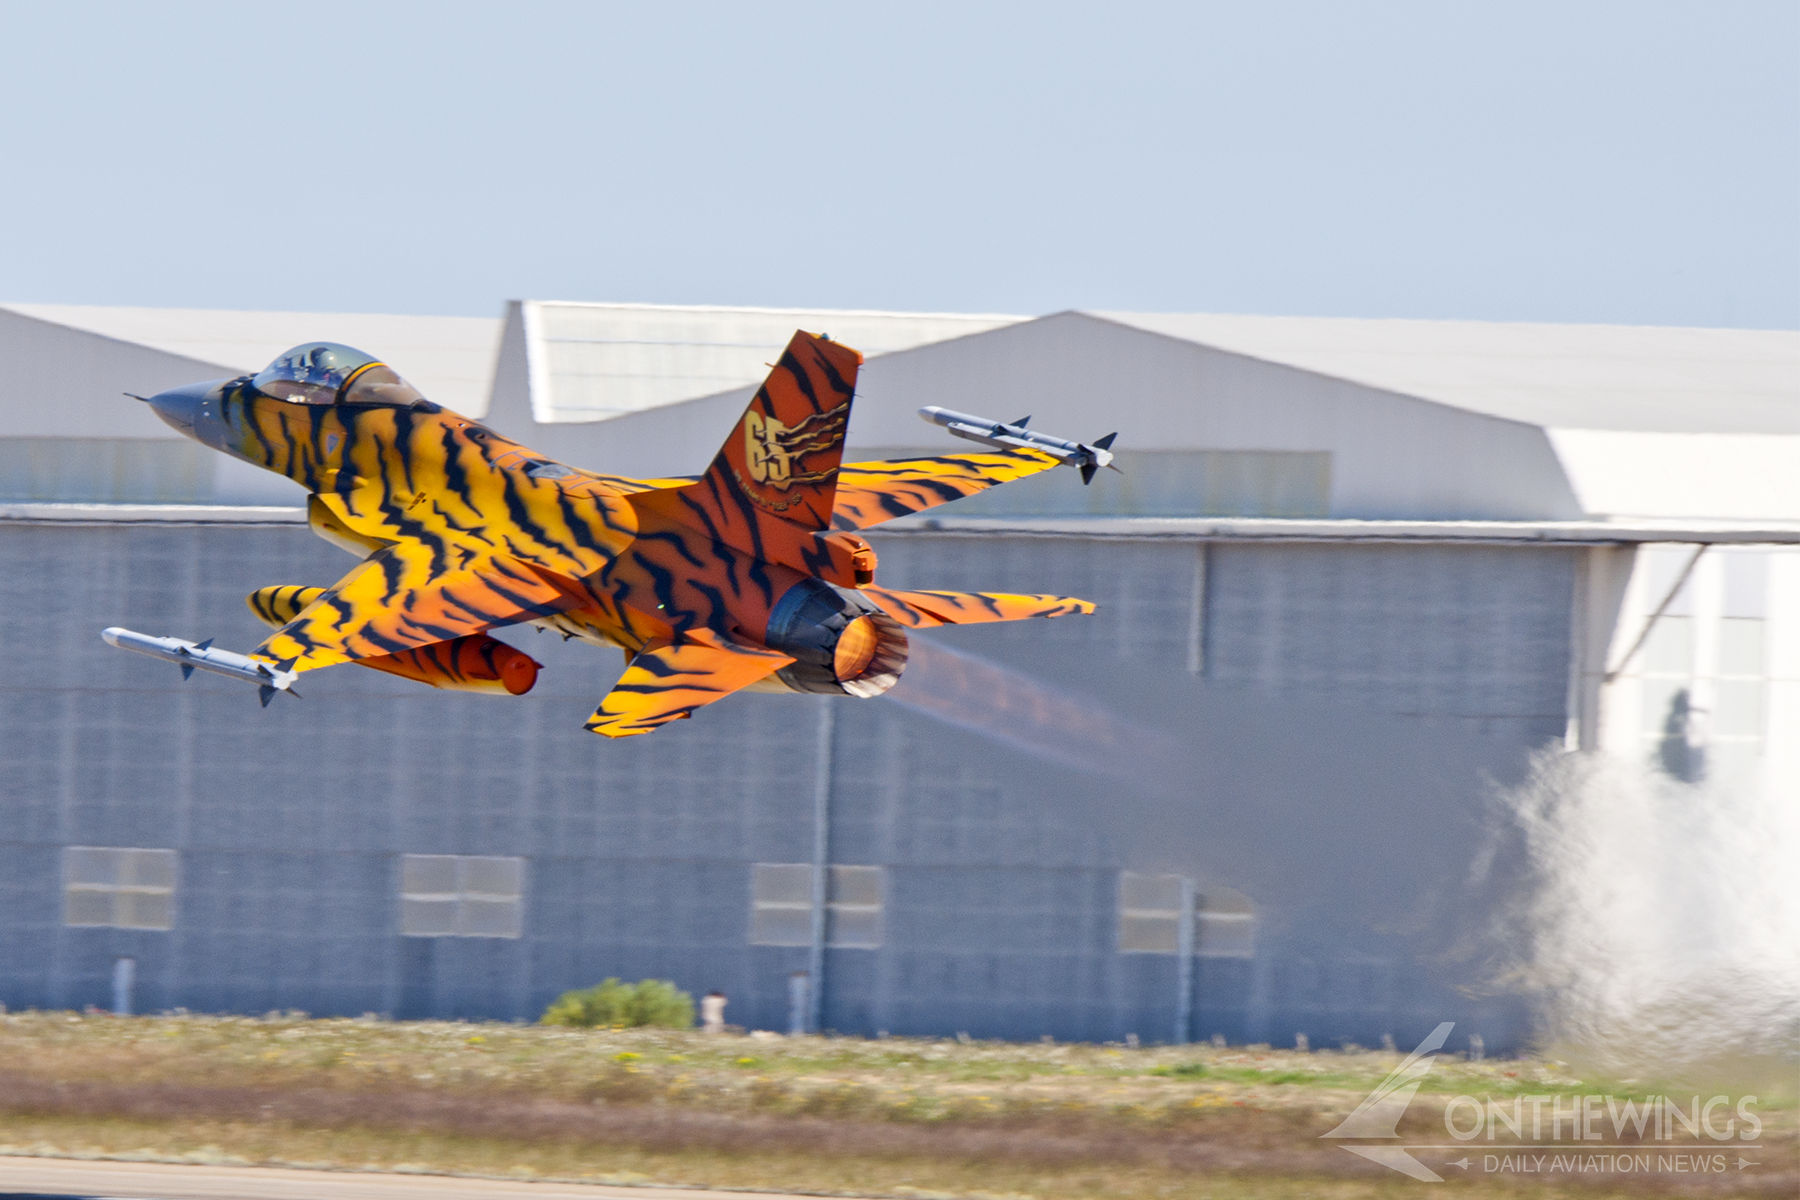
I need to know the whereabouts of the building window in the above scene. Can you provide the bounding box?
[826,865,883,949]
[750,863,812,946]
[1118,872,1254,957]
[1633,547,1769,780]
[64,847,175,930]
[750,863,885,948]
[1119,871,1183,952]
[400,855,524,938]
[1635,546,1702,778]
[1197,887,1256,959]
[1712,551,1769,771]
[1640,613,1697,769]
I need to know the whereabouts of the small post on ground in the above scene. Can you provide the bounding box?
[111,956,136,1017]
[807,697,835,1035]
[1174,877,1195,1045]
[787,972,810,1037]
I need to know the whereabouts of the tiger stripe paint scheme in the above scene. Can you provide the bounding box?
[246,586,541,695]
[830,449,1062,531]
[862,588,1097,629]
[139,329,1098,736]
[588,629,795,737]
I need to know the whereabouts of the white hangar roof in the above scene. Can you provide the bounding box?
[1087,312,1800,525]
[493,310,1800,525]
[0,300,1020,437]
[1095,312,1799,434]
[505,300,1024,424]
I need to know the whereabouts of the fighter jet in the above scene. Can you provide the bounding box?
[107,332,1113,737]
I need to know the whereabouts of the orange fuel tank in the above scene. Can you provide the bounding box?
[357,634,540,695]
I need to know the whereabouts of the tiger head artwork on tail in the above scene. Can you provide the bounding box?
[109,331,1116,737]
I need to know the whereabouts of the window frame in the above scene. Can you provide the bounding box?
[399,854,525,939]
[64,847,176,931]
[750,862,886,949]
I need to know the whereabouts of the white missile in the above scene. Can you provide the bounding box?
[102,627,299,706]
[919,407,1118,483]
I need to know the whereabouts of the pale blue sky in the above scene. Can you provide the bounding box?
[3,1,1794,327]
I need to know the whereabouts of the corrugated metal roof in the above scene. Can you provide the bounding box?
[522,301,1023,422]
[1094,311,1800,434]
[1,304,502,416]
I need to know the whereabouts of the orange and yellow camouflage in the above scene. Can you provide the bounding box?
[131,331,1099,737]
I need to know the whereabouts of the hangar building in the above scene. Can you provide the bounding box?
[2,300,1796,1050]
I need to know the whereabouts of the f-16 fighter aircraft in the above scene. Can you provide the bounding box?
[108,332,1113,737]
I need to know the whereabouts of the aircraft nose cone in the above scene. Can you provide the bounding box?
[146,382,210,434]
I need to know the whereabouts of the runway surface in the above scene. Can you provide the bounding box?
[0,1158,819,1200]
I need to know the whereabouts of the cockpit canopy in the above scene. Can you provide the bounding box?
[251,343,427,408]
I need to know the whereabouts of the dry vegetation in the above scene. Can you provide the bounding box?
[0,1012,1791,1199]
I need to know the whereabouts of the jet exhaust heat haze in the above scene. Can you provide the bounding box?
[107,333,1111,736]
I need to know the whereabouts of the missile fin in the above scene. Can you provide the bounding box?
[259,685,276,707]
[1080,461,1098,485]
[1093,432,1117,450]
[1011,415,1032,428]
[180,664,194,680]
[195,638,213,651]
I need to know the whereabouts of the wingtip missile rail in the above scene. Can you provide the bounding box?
[919,407,1118,484]
[102,627,300,706]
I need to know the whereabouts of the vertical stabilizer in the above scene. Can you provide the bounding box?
[664,331,862,532]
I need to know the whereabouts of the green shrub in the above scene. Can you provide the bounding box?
[540,978,695,1029]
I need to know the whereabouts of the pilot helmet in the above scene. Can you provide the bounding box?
[252,343,426,407]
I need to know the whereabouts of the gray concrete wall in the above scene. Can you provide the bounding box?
[0,520,1573,1050]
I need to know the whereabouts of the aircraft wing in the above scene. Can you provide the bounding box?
[252,542,585,674]
[862,587,1096,628]
[586,629,794,738]
[829,449,1061,530]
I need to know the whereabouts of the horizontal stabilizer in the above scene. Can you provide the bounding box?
[830,450,1061,531]
[586,629,793,738]
[861,588,1096,629]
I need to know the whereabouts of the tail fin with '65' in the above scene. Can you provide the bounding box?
[637,331,861,541]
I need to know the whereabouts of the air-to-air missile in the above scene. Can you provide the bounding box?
[101,627,299,706]
[918,407,1118,484]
